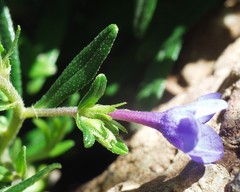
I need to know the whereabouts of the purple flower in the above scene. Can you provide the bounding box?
[110,93,228,164]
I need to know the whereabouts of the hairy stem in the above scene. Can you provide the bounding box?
[22,107,78,118]
[0,76,24,157]
[0,76,79,159]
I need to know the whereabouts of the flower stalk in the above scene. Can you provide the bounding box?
[22,107,78,119]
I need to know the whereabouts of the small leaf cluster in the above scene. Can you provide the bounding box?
[76,74,128,155]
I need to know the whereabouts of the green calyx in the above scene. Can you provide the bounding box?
[76,114,128,155]
[76,73,128,155]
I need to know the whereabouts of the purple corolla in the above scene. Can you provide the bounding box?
[110,93,228,164]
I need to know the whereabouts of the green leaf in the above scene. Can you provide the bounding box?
[27,78,45,95]
[96,130,128,155]
[83,103,126,119]
[0,42,4,52]
[103,120,119,135]
[15,146,27,178]
[82,124,96,148]
[9,138,22,163]
[32,118,51,142]
[29,49,59,78]
[111,138,128,155]
[5,163,61,192]
[27,49,59,95]
[0,2,22,95]
[76,116,102,148]
[105,120,128,135]
[136,26,184,109]
[0,165,13,182]
[49,140,75,158]
[34,24,119,108]
[133,0,158,38]
[25,129,46,161]
[78,73,107,111]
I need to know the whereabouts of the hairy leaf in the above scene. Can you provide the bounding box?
[34,24,118,108]
[78,73,107,112]
[0,1,22,95]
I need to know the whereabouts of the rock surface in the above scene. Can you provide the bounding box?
[76,2,240,192]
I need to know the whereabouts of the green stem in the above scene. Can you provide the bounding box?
[0,113,24,154]
[0,76,24,157]
[22,107,78,118]
[0,76,79,159]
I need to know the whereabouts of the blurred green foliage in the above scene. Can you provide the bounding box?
[6,0,222,110]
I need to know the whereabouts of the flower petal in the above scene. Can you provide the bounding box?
[187,124,224,164]
[194,99,228,123]
[160,109,200,153]
[197,92,222,101]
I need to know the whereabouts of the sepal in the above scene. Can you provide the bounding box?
[78,73,107,112]
[76,114,128,155]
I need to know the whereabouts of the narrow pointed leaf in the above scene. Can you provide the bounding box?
[9,138,22,163]
[15,146,27,178]
[5,163,61,192]
[0,2,22,95]
[33,118,51,142]
[133,0,158,38]
[136,26,184,109]
[78,73,107,111]
[111,138,128,155]
[49,140,75,158]
[112,120,128,134]
[34,24,118,108]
